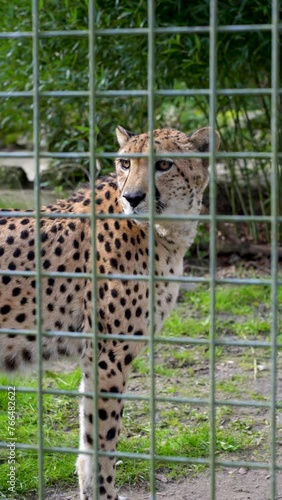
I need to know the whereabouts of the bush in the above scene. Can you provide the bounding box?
[0,0,281,238]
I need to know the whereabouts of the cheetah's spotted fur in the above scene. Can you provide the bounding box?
[0,126,219,499]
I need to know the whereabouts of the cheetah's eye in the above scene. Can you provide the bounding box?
[120,159,131,170]
[155,160,173,172]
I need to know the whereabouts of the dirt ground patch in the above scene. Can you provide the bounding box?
[34,469,282,500]
[25,352,282,500]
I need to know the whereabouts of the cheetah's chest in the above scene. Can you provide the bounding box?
[96,249,182,339]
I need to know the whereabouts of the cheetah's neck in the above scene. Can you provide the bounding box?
[155,220,199,255]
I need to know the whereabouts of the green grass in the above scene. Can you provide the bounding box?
[0,191,61,211]
[182,283,282,316]
[0,369,81,496]
[116,420,255,486]
[163,284,282,341]
[0,198,32,211]
[0,283,281,496]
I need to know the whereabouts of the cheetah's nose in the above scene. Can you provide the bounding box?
[123,190,146,208]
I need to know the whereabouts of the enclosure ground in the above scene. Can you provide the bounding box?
[1,261,281,500]
[26,469,282,500]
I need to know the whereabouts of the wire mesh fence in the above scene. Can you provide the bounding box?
[0,1,281,499]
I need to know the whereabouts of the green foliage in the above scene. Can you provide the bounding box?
[0,0,281,233]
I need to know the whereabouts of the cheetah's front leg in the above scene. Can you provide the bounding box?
[77,347,129,500]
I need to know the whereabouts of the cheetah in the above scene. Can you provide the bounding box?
[0,125,220,499]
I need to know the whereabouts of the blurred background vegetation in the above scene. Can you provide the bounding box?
[0,0,281,244]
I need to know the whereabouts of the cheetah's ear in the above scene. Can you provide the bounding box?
[190,127,220,155]
[116,126,135,147]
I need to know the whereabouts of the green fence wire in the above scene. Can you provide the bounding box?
[31,1,44,496]
[208,3,217,497]
[0,1,281,499]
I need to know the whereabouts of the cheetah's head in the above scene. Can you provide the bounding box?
[115,126,220,218]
